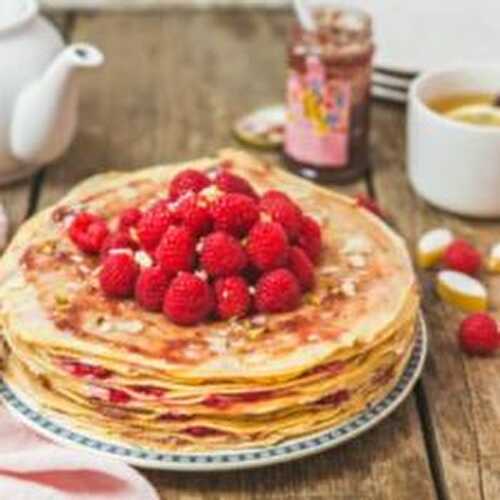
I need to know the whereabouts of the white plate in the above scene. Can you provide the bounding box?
[0,316,427,471]
[343,0,500,74]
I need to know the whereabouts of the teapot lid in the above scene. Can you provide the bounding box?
[0,0,38,33]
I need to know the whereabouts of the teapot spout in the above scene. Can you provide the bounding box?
[10,43,103,166]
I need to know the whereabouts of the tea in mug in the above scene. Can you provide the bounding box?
[427,93,500,126]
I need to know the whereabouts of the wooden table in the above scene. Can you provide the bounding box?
[6,8,500,500]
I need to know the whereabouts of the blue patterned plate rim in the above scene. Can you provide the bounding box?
[0,315,427,471]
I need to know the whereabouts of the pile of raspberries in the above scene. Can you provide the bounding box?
[68,167,322,326]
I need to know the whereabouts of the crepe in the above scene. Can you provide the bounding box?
[0,149,419,451]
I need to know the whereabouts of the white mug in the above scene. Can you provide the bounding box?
[408,65,500,218]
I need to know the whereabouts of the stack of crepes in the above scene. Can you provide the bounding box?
[0,150,419,452]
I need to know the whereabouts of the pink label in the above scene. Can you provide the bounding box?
[285,56,352,168]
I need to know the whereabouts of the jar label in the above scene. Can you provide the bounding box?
[285,56,352,168]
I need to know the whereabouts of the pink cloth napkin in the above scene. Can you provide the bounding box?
[0,405,159,500]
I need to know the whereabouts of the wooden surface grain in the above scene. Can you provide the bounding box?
[371,108,500,500]
[7,7,498,500]
[34,11,436,500]
[42,0,291,10]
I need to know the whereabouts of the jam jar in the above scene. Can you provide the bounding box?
[284,7,374,183]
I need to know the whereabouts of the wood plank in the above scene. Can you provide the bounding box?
[371,101,500,500]
[42,0,290,11]
[36,11,436,499]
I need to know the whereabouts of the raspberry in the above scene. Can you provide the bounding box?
[100,253,139,298]
[247,222,289,272]
[297,215,322,263]
[260,190,302,240]
[214,170,257,198]
[458,313,499,355]
[118,208,142,232]
[171,194,212,236]
[136,200,171,252]
[355,194,384,218]
[200,231,248,278]
[214,276,251,320]
[443,240,481,275]
[69,212,109,254]
[163,272,214,325]
[169,169,210,201]
[135,266,172,312]
[289,246,315,290]
[100,231,138,259]
[155,225,196,274]
[211,193,259,237]
[108,388,131,405]
[255,269,301,313]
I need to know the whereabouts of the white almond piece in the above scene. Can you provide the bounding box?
[113,320,144,334]
[341,235,372,255]
[347,254,366,269]
[340,279,357,297]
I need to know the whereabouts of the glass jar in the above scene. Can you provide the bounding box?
[284,7,374,183]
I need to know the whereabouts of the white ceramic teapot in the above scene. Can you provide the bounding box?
[0,0,103,184]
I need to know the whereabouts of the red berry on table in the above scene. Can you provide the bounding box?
[355,194,384,218]
[69,212,109,254]
[163,272,214,325]
[211,193,259,237]
[247,221,289,272]
[214,170,257,198]
[255,268,301,313]
[171,193,212,236]
[100,231,138,259]
[118,207,142,232]
[200,231,248,278]
[443,239,481,275]
[100,253,139,298]
[297,215,322,263]
[214,276,251,320]
[169,169,210,201]
[155,225,196,274]
[260,190,302,240]
[135,266,172,312]
[136,199,172,252]
[289,246,315,290]
[458,313,499,355]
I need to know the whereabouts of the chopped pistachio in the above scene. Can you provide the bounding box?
[247,327,267,340]
[134,250,153,268]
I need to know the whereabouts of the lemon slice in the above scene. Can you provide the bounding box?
[417,228,454,269]
[234,105,285,149]
[436,270,487,312]
[487,243,500,273]
[445,104,500,127]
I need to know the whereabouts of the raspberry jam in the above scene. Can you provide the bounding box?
[284,8,374,183]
